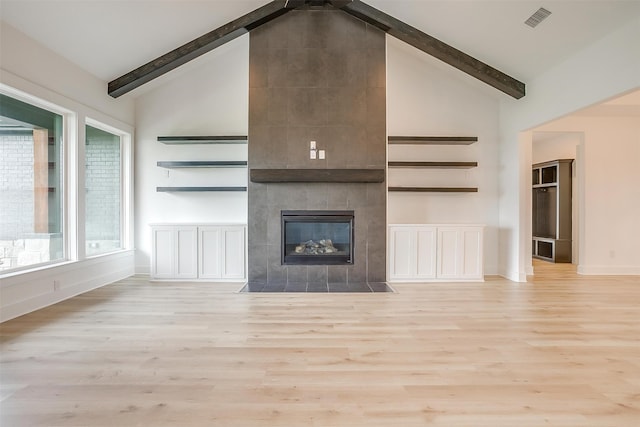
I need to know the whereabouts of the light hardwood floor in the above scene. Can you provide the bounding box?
[1,263,639,426]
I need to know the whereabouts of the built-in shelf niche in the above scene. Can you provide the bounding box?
[387,136,478,193]
[156,135,248,193]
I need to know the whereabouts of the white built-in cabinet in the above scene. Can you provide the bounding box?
[388,226,437,280]
[151,224,246,281]
[389,224,484,282]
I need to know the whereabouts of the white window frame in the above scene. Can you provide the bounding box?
[0,84,76,274]
[84,118,133,258]
[0,82,134,279]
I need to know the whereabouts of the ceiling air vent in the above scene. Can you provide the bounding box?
[525,7,552,28]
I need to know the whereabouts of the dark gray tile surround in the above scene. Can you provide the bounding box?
[248,7,387,286]
[240,282,395,293]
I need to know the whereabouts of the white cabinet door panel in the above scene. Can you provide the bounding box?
[152,224,247,281]
[389,225,483,282]
[389,228,415,279]
[152,227,174,279]
[389,226,436,281]
[461,228,483,279]
[437,229,460,279]
[175,227,198,279]
[222,227,245,279]
[199,227,221,279]
[416,228,437,279]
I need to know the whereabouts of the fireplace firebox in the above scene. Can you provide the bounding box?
[281,210,354,265]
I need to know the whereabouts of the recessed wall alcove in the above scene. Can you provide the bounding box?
[247,5,387,286]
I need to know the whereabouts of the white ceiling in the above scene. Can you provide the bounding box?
[1,0,639,88]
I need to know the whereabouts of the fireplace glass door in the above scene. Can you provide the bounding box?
[281,210,354,265]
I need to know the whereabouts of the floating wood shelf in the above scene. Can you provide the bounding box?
[388,187,478,193]
[157,161,247,168]
[250,169,385,183]
[157,136,247,144]
[388,161,477,169]
[388,136,477,145]
[156,186,247,192]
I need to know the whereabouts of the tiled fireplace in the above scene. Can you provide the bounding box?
[281,210,354,266]
[247,6,387,286]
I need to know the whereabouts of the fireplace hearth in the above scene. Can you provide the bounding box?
[281,210,354,266]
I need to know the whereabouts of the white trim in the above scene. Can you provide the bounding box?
[0,83,77,273]
[0,70,133,132]
[84,118,134,254]
[1,250,134,322]
[0,73,136,321]
[577,265,640,276]
[499,268,527,283]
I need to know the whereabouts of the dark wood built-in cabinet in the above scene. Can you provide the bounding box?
[532,159,573,263]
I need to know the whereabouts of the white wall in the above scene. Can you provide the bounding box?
[134,36,250,274]
[498,16,640,281]
[0,22,136,321]
[532,133,579,165]
[386,37,501,275]
[0,23,134,125]
[534,116,640,274]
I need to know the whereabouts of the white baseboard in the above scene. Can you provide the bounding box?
[135,264,151,275]
[577,265,640,275]
[498,268,528,283]
[1,251,135,322]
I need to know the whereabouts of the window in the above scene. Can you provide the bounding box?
[85,124,122,256]
[0,94,65,272]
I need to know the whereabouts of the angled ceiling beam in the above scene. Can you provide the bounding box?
[109,0,525,99]
[108,1,291,98]
[340,1,525,99]
[284,0,307,8]
[285,0,353,7]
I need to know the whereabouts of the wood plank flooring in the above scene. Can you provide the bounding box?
[1,263,639,426]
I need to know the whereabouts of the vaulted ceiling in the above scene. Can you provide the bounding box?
[2,0,639,99]
[106,1,527,99]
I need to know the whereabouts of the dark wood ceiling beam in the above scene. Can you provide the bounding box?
[341,1,525,99]
[285,1,353,8]
[108,0,525,99]
[108,1,291,98]
[284,0,306,8]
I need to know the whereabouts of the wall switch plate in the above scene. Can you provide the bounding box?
[310,150,317,159]
[318,150,325,160]
[310,141,316,150]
